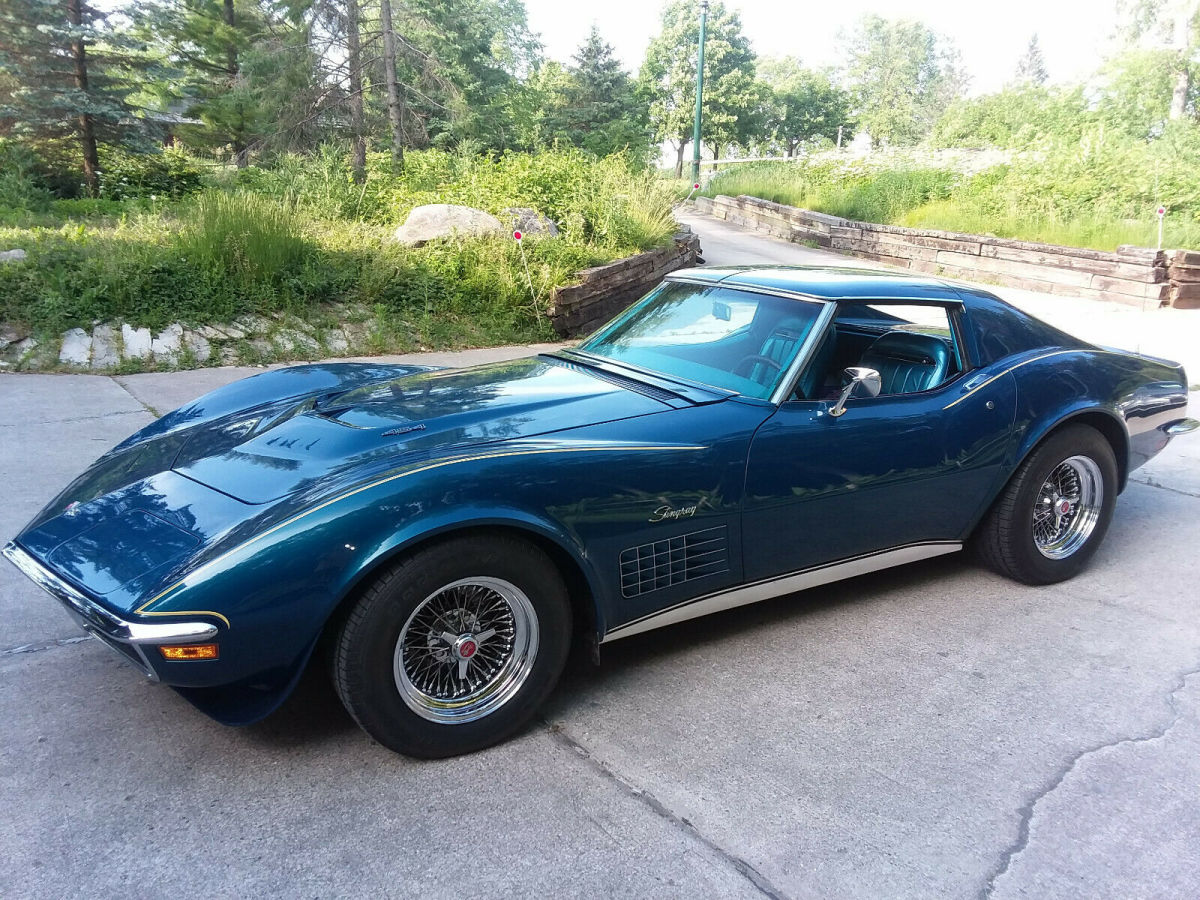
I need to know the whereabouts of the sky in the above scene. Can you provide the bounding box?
[522,0,1122,95]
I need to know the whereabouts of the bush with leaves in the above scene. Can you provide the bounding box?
[96,147,206,200]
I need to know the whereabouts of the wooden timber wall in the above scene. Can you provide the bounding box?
[694,195,1196,309]
[549,229,702,337]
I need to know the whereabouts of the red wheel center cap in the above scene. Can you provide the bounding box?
[458,639,477,659]
[1057,499,1072,516]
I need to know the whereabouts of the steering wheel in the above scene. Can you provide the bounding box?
[734,354,783,381]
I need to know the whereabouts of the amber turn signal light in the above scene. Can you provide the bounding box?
[159,644,219,661]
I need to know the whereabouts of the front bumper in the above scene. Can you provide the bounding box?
[3,541,218,682]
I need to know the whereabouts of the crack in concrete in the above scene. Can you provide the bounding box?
[1127,475,1200,499]
[0,409,147,428]
[110,377,162,419]
[546,721,791,900]
[1,635,92,657]
[979,666,1200,899]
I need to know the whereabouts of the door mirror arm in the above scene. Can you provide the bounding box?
[829,367,882,418]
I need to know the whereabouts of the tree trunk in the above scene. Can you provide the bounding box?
[1171,66,1190,119]
[223,0,247,167]
[708,142,721,171]
[346,0,366,181]
[379,0,405,173]
[673,140,687,179]
[1170,2,1194,120]
[67,0,99,197]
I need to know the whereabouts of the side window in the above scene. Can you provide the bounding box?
[800,302,965,399]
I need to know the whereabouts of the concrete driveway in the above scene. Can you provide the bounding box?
[3,249,1200,897]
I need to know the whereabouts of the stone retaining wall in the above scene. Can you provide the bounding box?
[694,195,1194,309]
[549,229,702,336]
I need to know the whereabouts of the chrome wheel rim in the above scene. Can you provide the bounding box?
[1033,455,1103,559]
[394,577,539,724]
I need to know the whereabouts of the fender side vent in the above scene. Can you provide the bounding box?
[620,525,729,598]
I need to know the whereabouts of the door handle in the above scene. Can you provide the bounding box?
[961,373,991,392]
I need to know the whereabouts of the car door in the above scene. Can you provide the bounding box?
[740,303,1018,582]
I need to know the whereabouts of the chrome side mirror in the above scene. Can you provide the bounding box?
[829,367,881,418]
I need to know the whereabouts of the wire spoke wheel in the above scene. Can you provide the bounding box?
[394,576,539,724]
[1032,455,1103,560]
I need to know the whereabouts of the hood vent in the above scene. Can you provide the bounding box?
[620,525,729,598]
[544,357,680,404]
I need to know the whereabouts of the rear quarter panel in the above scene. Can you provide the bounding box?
[1007,349,1188,483]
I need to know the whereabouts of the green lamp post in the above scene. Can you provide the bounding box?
[691,0,709,184]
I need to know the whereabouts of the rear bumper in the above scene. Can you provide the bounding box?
[3,541,218,681]
[1166,417,1199,436]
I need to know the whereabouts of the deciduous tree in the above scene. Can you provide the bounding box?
[638,0,757,177]
[840,15,965,147]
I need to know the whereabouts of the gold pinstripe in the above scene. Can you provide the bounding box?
[943,350,1078,410]
[135,443,707,624]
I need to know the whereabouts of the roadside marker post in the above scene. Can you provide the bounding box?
[1157,205,1166,250]
[514,230,536,309]
[686,182,701,202]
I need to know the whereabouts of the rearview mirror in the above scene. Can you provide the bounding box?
[712,300,731,321]
[829,367,882,418]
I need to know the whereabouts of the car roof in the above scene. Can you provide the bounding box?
[666,265,969,303]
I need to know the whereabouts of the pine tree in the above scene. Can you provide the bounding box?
[140,0,271,166]
[565,25,645,156]
[1014,34,1049,86]
[0,0,156,195]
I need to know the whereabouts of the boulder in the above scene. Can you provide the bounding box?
[59,328,92,366]
[501,207,559,238]
[394,204,504,246]
[0,249,27,263]
[0,323,28,350]
[121,324,152,360]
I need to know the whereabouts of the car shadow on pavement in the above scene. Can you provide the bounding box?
[548,552,976,711]
[237,659,360,749]
[230,553,975,753]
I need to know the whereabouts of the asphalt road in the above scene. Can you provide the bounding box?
[3,227,1200,898]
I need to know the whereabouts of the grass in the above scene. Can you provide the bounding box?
[701,156,1200,252]
[0,148,682,365]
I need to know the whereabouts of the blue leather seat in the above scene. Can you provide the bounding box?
[747,319,810,386]
[858,331,950,395]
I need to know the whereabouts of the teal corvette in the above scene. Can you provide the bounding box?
[5,267,1196,757]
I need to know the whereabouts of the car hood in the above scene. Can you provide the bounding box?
[171,355,674,503]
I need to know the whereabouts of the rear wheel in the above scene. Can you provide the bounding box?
[975,424,1118,585]
[333,534,572,758]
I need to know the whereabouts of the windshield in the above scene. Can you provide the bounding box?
[578,281,825,399]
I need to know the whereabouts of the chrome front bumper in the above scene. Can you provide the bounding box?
[1166,418,1200,436]
[3,541,218,680]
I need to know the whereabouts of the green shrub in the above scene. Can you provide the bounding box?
[1,147,681,348]
[0,141,52,211]
[97,147,205,200]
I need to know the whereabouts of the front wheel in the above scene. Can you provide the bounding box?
[975,424,1118,585]
[333,534,572,758]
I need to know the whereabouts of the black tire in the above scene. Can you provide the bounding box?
[333,534,572,758]
[974,423,1118,585]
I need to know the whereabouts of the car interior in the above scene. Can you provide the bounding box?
[786,301,965,401]
[586,285,966,403]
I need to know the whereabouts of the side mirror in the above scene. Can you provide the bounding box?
[829,366,881,418]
